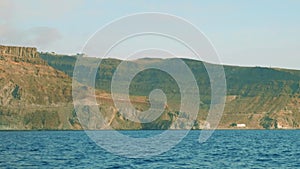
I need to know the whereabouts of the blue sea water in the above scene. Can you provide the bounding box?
[0,130,299,168]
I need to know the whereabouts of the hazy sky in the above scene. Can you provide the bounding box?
[0,0,299,69]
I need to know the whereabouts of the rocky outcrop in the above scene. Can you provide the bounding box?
[0,45,45,64]
[0,45,38,58]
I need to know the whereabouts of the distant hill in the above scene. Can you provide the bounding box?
[40,52,300,129]
[0,45,299,130]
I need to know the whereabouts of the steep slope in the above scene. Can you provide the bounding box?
[1,47,299,130]
[0,46,146,130]
[40,53,300,129]
[0,45,80,130]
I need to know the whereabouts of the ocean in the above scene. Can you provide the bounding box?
[0,130,299,168]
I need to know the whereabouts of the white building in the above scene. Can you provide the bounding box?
[237,124,246,127]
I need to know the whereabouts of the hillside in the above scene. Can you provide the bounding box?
[40,53,300,129]
[0,46,79,130]
[0,45,299,130]
[0,46,170,130]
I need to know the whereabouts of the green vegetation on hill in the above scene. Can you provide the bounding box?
[1,47,299,130]
[40,52,300,129]
[40,53,300,99]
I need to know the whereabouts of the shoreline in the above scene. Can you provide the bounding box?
[0,128,299,131]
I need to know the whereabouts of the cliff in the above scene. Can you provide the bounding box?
[0,45,38,58]
[0,45,300,130]
[0,45,45,64]
[0,45,80,130]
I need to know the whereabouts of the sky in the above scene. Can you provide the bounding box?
[0,0,299,69]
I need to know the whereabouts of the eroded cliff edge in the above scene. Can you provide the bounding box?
[0,45,81,130]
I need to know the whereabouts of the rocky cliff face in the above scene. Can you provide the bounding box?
[0,45,38,58]
[0,45,80,130]
[0,45,45,64]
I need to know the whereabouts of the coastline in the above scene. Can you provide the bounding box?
[0,128,299,131]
